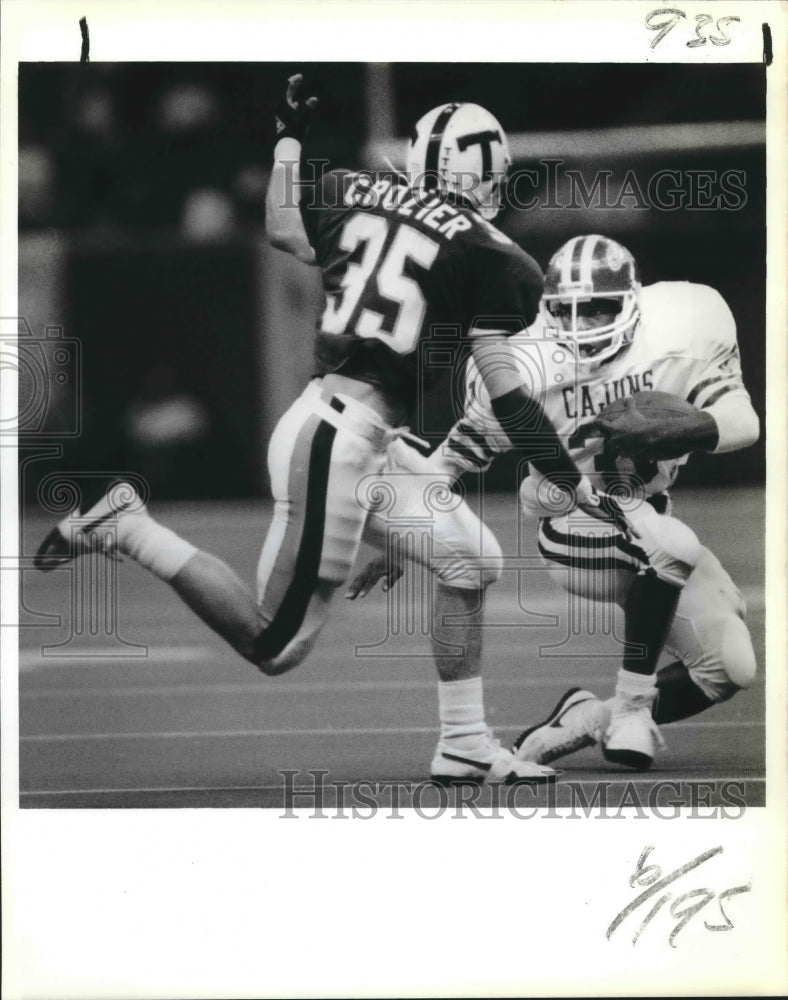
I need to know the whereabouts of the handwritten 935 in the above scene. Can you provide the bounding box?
[607,845,751,947]
[646,9,740,49]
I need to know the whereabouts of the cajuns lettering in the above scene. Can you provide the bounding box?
[561,370,655,418]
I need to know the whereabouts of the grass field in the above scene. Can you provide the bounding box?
[18,485,765,809]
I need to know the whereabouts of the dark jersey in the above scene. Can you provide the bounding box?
[300,169,544,408]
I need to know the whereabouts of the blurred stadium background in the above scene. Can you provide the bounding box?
[19,63,765,500]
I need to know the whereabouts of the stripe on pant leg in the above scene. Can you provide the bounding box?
[538,543,638,574]
[541,517,618,549]
[257,412,319,622]
[538,520,641,573]
[540,516,651,566]
[255,417,336,660]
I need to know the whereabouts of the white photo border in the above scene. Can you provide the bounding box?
[2,2,786,997]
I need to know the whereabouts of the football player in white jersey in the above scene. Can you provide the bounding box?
[351,233,759,769]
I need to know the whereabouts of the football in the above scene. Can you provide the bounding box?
[599,389,697,422]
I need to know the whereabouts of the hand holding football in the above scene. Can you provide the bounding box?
[598,390,699,425]
[594,391,704,460]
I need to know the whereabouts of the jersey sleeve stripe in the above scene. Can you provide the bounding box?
[693,377,742,408]
[701,382,742,408]
[687,375,726,405]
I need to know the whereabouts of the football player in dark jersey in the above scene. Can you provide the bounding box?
[36,75,627,784]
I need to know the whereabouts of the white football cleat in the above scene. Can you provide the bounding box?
[602,690,665,770]
[34,481,145,571]
[431,729,558,786]
[512,688,600,765]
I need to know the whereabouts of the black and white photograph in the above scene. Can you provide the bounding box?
[2,2,786,997]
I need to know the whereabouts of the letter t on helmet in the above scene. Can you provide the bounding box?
[406,103,512,220]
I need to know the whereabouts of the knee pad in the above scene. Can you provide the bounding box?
[682,613,757,700]
[636,510,701,587]
[718,613,757,689]
[669,545,757,700]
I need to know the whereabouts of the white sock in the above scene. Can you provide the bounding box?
[615,668,658,697]
[613,668,658,712]
[438,676,488,742]
[116,512,197,581]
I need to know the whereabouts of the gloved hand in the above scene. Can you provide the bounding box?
[275,73,319,142]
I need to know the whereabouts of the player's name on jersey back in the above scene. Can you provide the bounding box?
[335,172,474,241]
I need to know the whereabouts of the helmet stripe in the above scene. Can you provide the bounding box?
[569,236,586,284]
[578,234,601,286]
[561,237,581,287]
[424,103,461,179]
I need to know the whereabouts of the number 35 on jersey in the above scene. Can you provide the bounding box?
[321,214,440,354]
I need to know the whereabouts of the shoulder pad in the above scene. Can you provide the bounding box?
[640,281,736,357]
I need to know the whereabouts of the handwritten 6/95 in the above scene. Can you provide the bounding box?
[607,845,751,947]
[646,9,741,50]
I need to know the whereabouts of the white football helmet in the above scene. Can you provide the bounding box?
[541,234,641,365]
[406,103,511,220]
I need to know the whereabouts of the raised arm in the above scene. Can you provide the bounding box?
[264,75,318,266]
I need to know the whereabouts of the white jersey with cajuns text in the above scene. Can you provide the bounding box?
[443,281,751,498]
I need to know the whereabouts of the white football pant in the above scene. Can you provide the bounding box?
[535,502,757,701]
[255,380,391,671]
